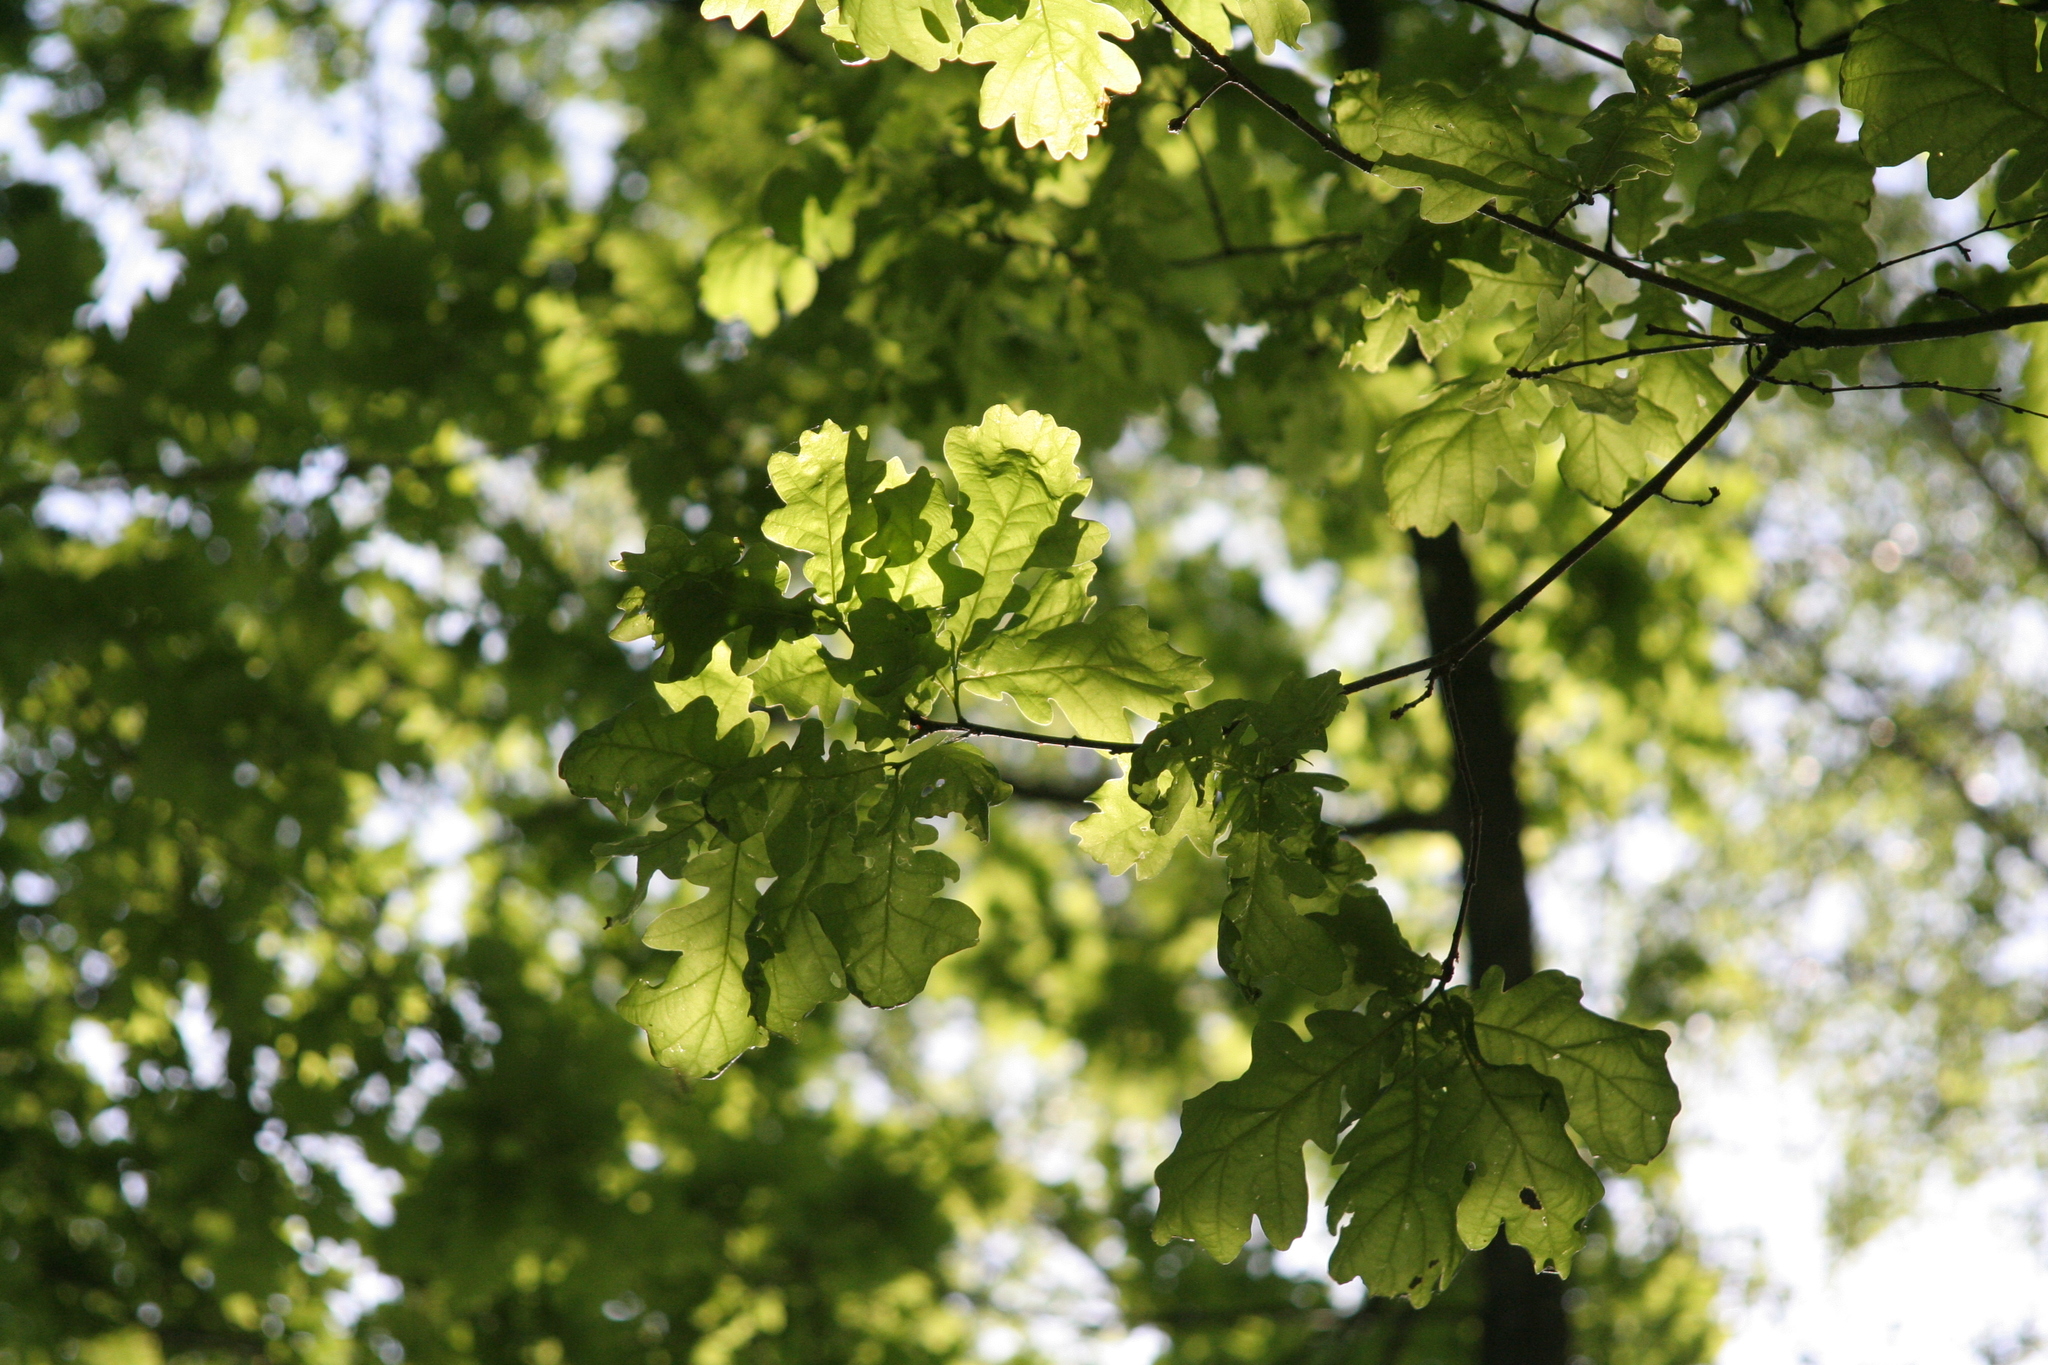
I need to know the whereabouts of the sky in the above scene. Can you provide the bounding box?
[8,1,2048,1360]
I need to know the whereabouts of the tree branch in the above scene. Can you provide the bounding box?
[1781,304,2048,351]
[1451,0,1625,69]
[1688,28,1852,111]
[1507,337,1731,380]
[1796,209,2048,325]
[1769,376,2048,423]
[908,710,1140,754]
[1343,354,1778,695]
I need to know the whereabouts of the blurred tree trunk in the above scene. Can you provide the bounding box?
[1409,528,1568,1365]
[1334,2,1567,1354]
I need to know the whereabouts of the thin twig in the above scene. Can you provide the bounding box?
[1771,376,2048,422]
[907,710,1141,754]
[1343,355,1779,696]
[1656,486,1721,507]
[1507,337,1733,380]
[1187,131,1236,256]
[1796,209,2048,325]
[1433,676,1482,989]
[1169,77,1236,133]
[1782,303,2048,350]
[1481,209,1793,330]
[1450,0,1626,69]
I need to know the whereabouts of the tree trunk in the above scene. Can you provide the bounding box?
[1409,528,1568,1365]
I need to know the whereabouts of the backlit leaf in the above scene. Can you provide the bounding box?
[1840,0,2048,200]
[961,0,1141,160]
[1155,1008,1403,1260]
[1470,967,1680,1167]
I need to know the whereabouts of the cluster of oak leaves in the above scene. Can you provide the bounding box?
[562,0,2048,1305]
[560,410,1679,1303]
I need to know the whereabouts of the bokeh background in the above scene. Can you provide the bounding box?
[3,1,2046,1363]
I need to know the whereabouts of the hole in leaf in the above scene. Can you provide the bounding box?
[1519,1187,1543,1210]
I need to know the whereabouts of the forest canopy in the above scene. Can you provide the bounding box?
[3,1,2047,1364]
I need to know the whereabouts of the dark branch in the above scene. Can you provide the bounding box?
[1781,304,2048,350]
[1689,28,1852,111]
[1451,0,1626,69]
[1484,210,1794,329]
[908,711,1140,754]
[1344,355,1778,696]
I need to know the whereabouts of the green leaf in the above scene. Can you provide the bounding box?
[1308,888,1435,998]
[699,230,819,335]
[612,529,815,681]
[1224,0,1307,55]
[655,641,756,737]
[1328,1045,1469,1304]
[744,637,846,718]
[813,765,982,1008]
[1372,83,1578,223]
[1073,775,1214,878]
[1840,0,2048,201]
[751,907,849,1038]
[619,839,771,1077]
[1379,386,1535,534]
[959,605,1211,742]
[860,474,965,612]
[594,805,708,910]
[1470,968,1680,1167]
[1649,112,1874,271]
[1220,824,1346,995]
[1566,38,1698,190]
[1154,1008,1403,1261]
[559,696,762,820]
[834,597,948,711]
[2011,221,2048,270]
[1330,69,1383,158]
[940,405,1089,648]
[1549,399,1666,507]
[1439,1051,1603,1272]
[701,0,807,34]
[762,421,886,607]
[830,0,963,70]
[903,740,1013,839]
[960,0,1141,160]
